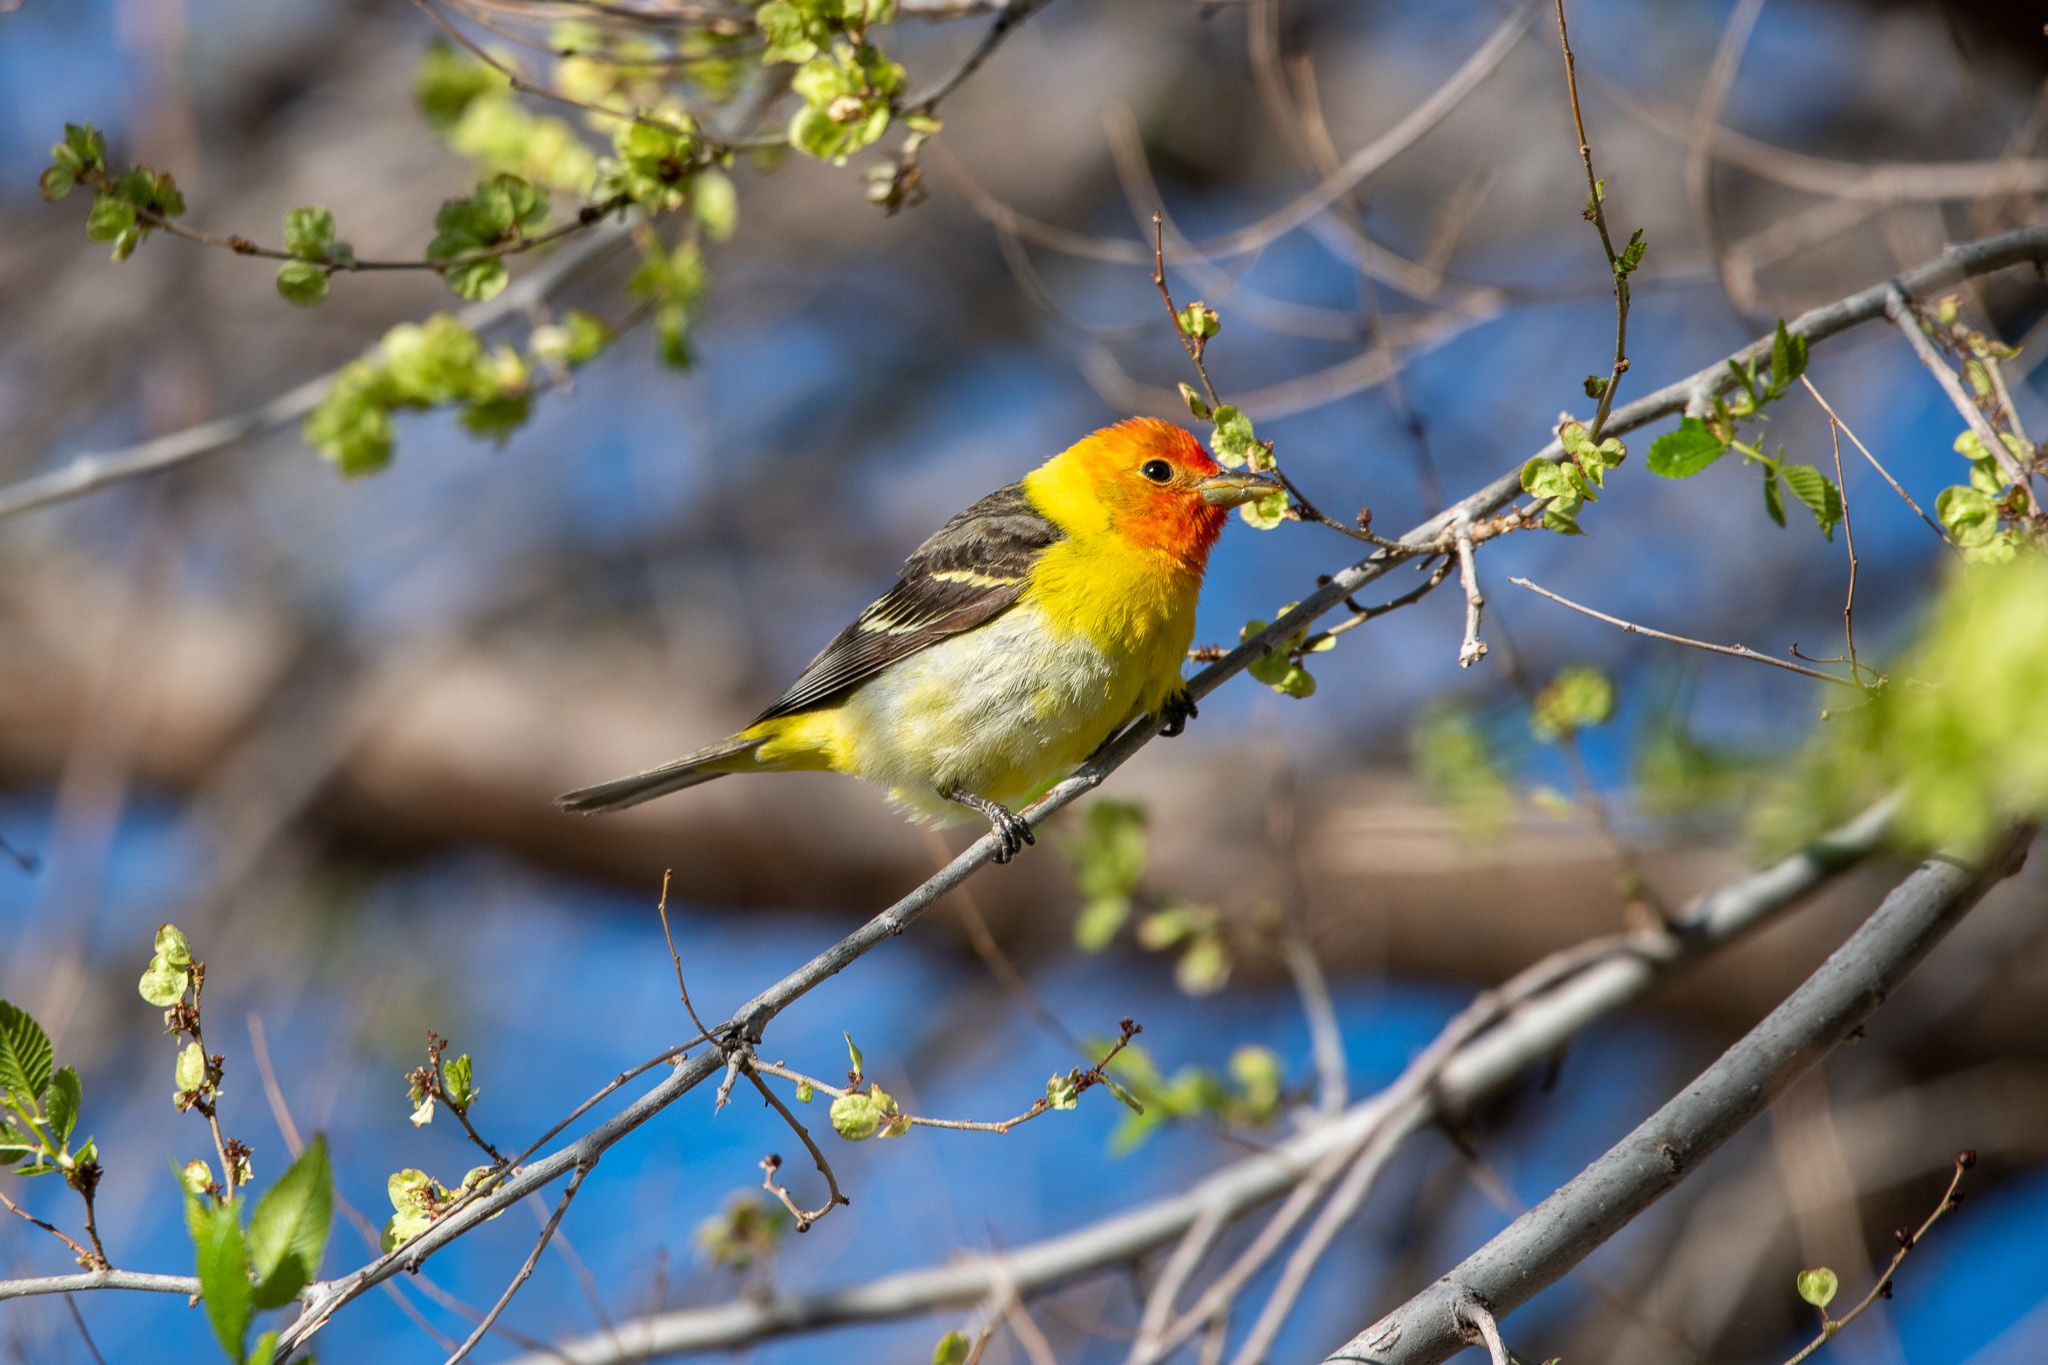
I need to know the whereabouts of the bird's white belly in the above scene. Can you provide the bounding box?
[835,606,1146,820]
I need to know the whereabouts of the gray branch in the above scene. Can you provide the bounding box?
[1320,822,2034,1365]
[10,221,2048,1358]
[497,800,1898,1364]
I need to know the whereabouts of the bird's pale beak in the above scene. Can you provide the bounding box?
[1196,469,1284,508]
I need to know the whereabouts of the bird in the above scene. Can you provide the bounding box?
[556,417,1280,861]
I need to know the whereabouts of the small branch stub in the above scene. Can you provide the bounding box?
[1454,515,1487,668]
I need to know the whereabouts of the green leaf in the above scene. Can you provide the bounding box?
[1177,301,1220,339]
[1044,1071,1080,1111]
[829,1091,880,1141]
[1074,894,1130,951]
[1615,227,1646,278]
[443,257,509,303]
[0,1001,54,1109]
[83,194,136,243]
[282,206,336,259]
[1177,383,1211,420]
[1531,665,1615,742]
[1778,463,1842,539]
[843,1032,864,1084]
[176,1041,207,1095]
[381,1169,439,1252]
[188,1193,253,1361]
[38,164,76,202]
[1762,464,1786,527]
[154,924,193,968]
[691,168,739,241]
[1239,487,1288,531]
[1936,484,2000,548]
[246,1136,332,1310]
[416,39,504,130]
[1796,1266,1839,1312]
[1521,456,1570,501]
[138,959,187,1007]
[1175,935,1230,996]
[0,1123,37,1167]
[44,1067,81,1146]
[1646,417,1726,478]
[246,1331,281,1365]
[933,1330,973,1365]
[443,1055,475,1110]
[275,262,329,308]
[1769,320,1808,393]
[1210,405,1256,468]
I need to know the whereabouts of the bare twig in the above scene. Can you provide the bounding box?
[905,0,1049,113]
[1798,375,1950,544]
[1687,0,1768,311]
[1882,285,2034,496]
[1279,933,1346,1115]
[1455,1292,1516,1365]
[1454,514,1487,667]
[442,1164,593,1365]
[1553,0,1633,436]
[0,1187,98,1269]
[1820,400,1862,681]
[654,870,715,1047]
[743,1068,849,1232]
[1510,577,1859,688]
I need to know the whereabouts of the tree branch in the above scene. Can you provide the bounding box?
[1319,823,2034,1364]
[497,800,1900,1364]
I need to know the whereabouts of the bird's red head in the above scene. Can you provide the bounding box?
[1025,418,1279,570]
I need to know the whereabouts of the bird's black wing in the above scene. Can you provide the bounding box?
[752,483,1062,723]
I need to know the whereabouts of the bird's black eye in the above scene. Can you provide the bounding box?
[1140,459,1174,484]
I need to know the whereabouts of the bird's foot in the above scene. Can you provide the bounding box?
[1158,690,1198,738]
[947,788,1035,863]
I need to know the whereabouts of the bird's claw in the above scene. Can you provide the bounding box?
[989,805,1035,864]
[1158,691,1198,738]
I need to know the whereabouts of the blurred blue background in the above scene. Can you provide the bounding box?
[2,0,2046,1361]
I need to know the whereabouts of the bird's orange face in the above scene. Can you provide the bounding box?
[1042,418,1280,568]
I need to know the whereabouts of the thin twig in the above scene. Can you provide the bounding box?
[81,163,630,276]
[1883,285,2034,495]
[443,1164,592,1365]
[0,1187,97,1267]
[1279,933,1346,1115]
[742,1066,849,1231]
[1454,514,1487,667]
[654,870,715,1045]
[1511,577,1858,687]
[413,0,697,135]
[1686,0,1767,312]
[1454,1292,1515,1365]
[748,1020,1139,1136]
[1553,0,1632,436]
[1778,1153,1974,1365]
[906,0,1047,112]
[1820,400,1862,681]
[1799,375,1950,545]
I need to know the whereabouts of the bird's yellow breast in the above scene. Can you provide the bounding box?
[744,535,1201,822]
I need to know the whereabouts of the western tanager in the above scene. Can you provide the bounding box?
[557,418,1278,859]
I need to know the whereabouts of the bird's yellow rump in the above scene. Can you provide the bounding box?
[558,418,1277,859]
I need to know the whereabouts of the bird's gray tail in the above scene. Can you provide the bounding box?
[555,735,764,814]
